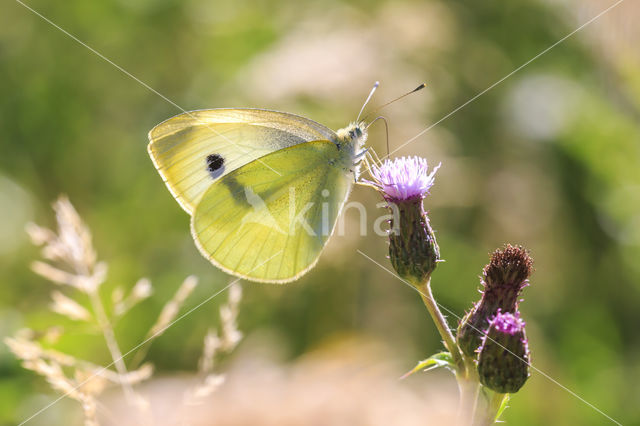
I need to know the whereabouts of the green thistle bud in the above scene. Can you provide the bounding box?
[457,245,533,357]
[366,156,440,285]
[388,198,439,284]
[477,311,530,393]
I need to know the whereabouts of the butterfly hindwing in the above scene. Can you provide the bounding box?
[147,109,336,214]
[191,140,353,283]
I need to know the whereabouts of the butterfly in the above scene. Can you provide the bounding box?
[147,83,424,283]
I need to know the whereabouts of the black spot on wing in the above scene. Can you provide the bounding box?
[206,154,225,179]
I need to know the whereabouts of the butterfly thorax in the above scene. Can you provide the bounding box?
[333,122,367,175]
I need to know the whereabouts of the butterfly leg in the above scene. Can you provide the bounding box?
[354,147,370,162]
[367,148,382,164]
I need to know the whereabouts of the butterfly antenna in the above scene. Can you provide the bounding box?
[362,83,426,122]
[357,81,380,122]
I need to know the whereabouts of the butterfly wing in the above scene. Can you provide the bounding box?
[147,109,336,214]
[191,140,353,283]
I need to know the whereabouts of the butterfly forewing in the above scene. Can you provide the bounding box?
[147,109,336,214]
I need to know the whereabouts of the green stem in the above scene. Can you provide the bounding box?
[487,392,508,425]
[415,278,465,375]
[471,389,508,426]
[456,354,480,425]
[469,381,482,424]
[456,374,479,425]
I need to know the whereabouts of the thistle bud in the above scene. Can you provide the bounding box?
[367,156,441,284]
[457,245,532,357]
[477,311,530,393]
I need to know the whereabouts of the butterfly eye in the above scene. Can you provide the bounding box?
[348,130,355,139]
[206,154,225,179]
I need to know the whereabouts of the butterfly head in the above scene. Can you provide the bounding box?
[335,121,368,152]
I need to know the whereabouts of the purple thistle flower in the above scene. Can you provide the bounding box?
[367,156,441,284]
[477,310,530,393]
[368,156,440,201]
[487,310,526,336]
[457,245,533,358]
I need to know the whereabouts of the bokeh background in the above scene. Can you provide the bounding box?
[2,0,640,424]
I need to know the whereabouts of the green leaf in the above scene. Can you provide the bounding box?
[494,393,510,423]
[401,352,455,379]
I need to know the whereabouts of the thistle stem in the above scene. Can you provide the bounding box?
[483,391,508,425]
[458,374,481,425]
[469,380,482,423]
[415,278,465,374]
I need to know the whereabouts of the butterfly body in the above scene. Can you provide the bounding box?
[148,109,368,283]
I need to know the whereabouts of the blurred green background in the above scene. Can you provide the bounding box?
[1,0,639,424]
